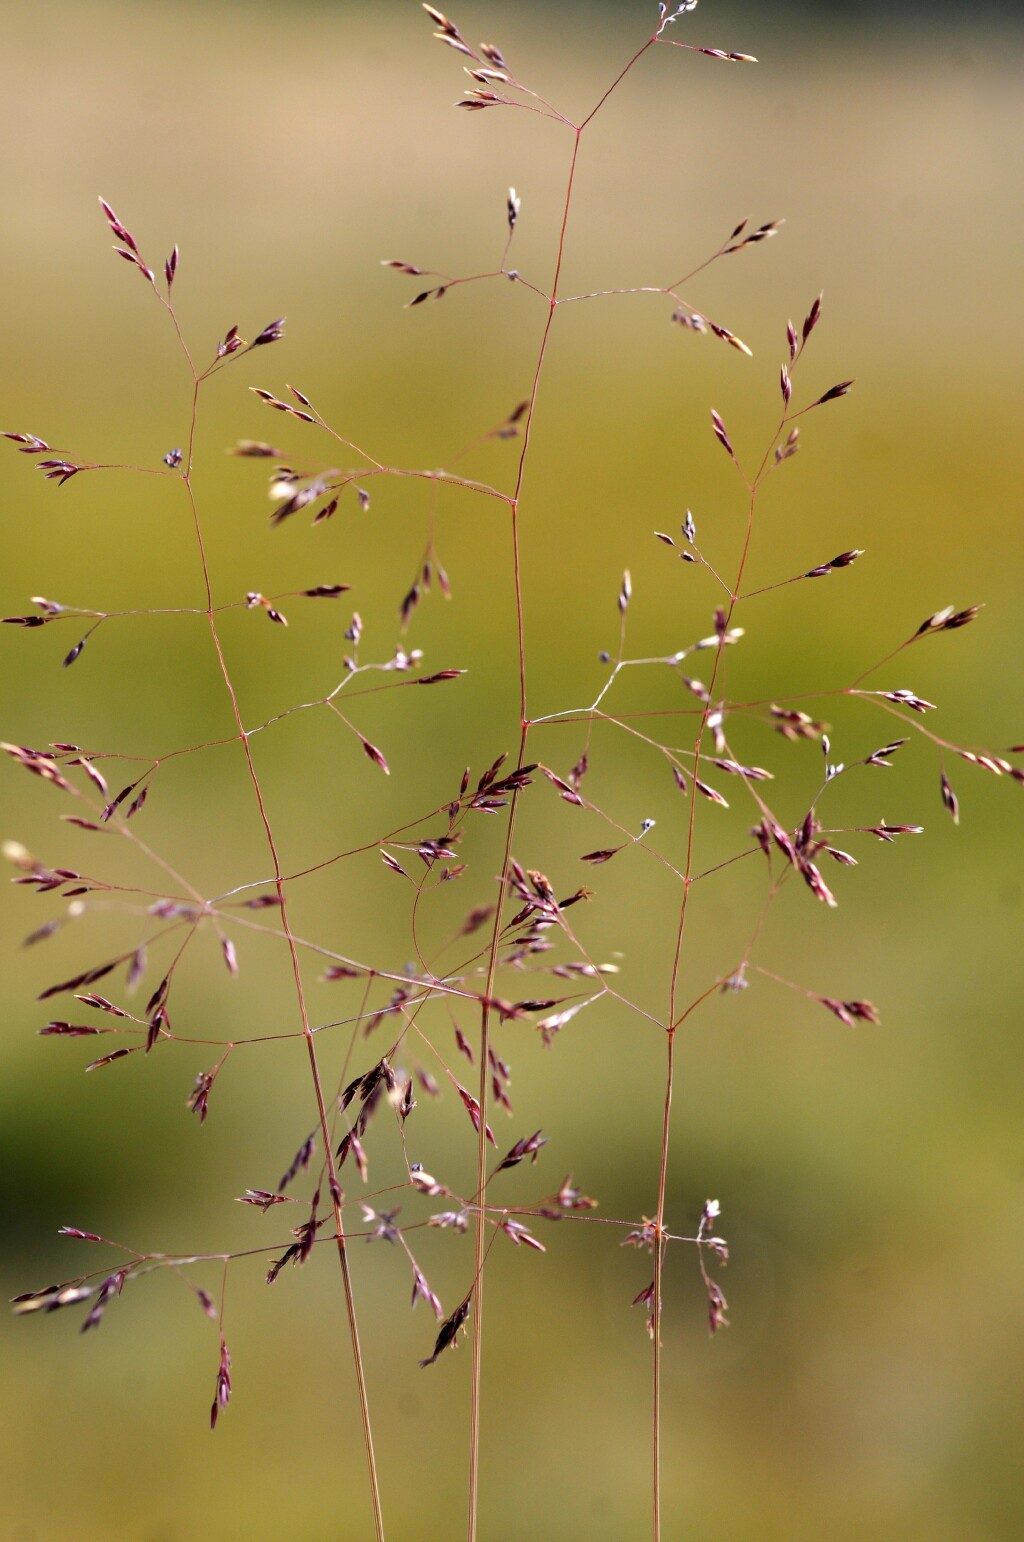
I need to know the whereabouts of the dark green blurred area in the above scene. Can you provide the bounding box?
[2,3,1023,1539]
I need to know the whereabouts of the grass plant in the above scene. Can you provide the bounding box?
[3,5,1018,1539]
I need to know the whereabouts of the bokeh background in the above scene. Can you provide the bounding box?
[2,2,1022,1539]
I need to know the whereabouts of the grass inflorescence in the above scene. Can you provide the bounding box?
[3,5,1019,1539]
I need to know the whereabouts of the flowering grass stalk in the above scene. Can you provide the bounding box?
[3,5,1018,1539]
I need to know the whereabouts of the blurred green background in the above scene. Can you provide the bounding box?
[2,3,1022,1539]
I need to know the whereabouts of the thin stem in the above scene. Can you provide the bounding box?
[467,719,528,1542]
[653,440,763,1532]
[174,336,385,1535]
[467,111,589,1542]
[466,32,678,1538]
[652,1026,675,1542]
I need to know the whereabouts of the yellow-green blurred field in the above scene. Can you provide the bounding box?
[1,3,1022,1539]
